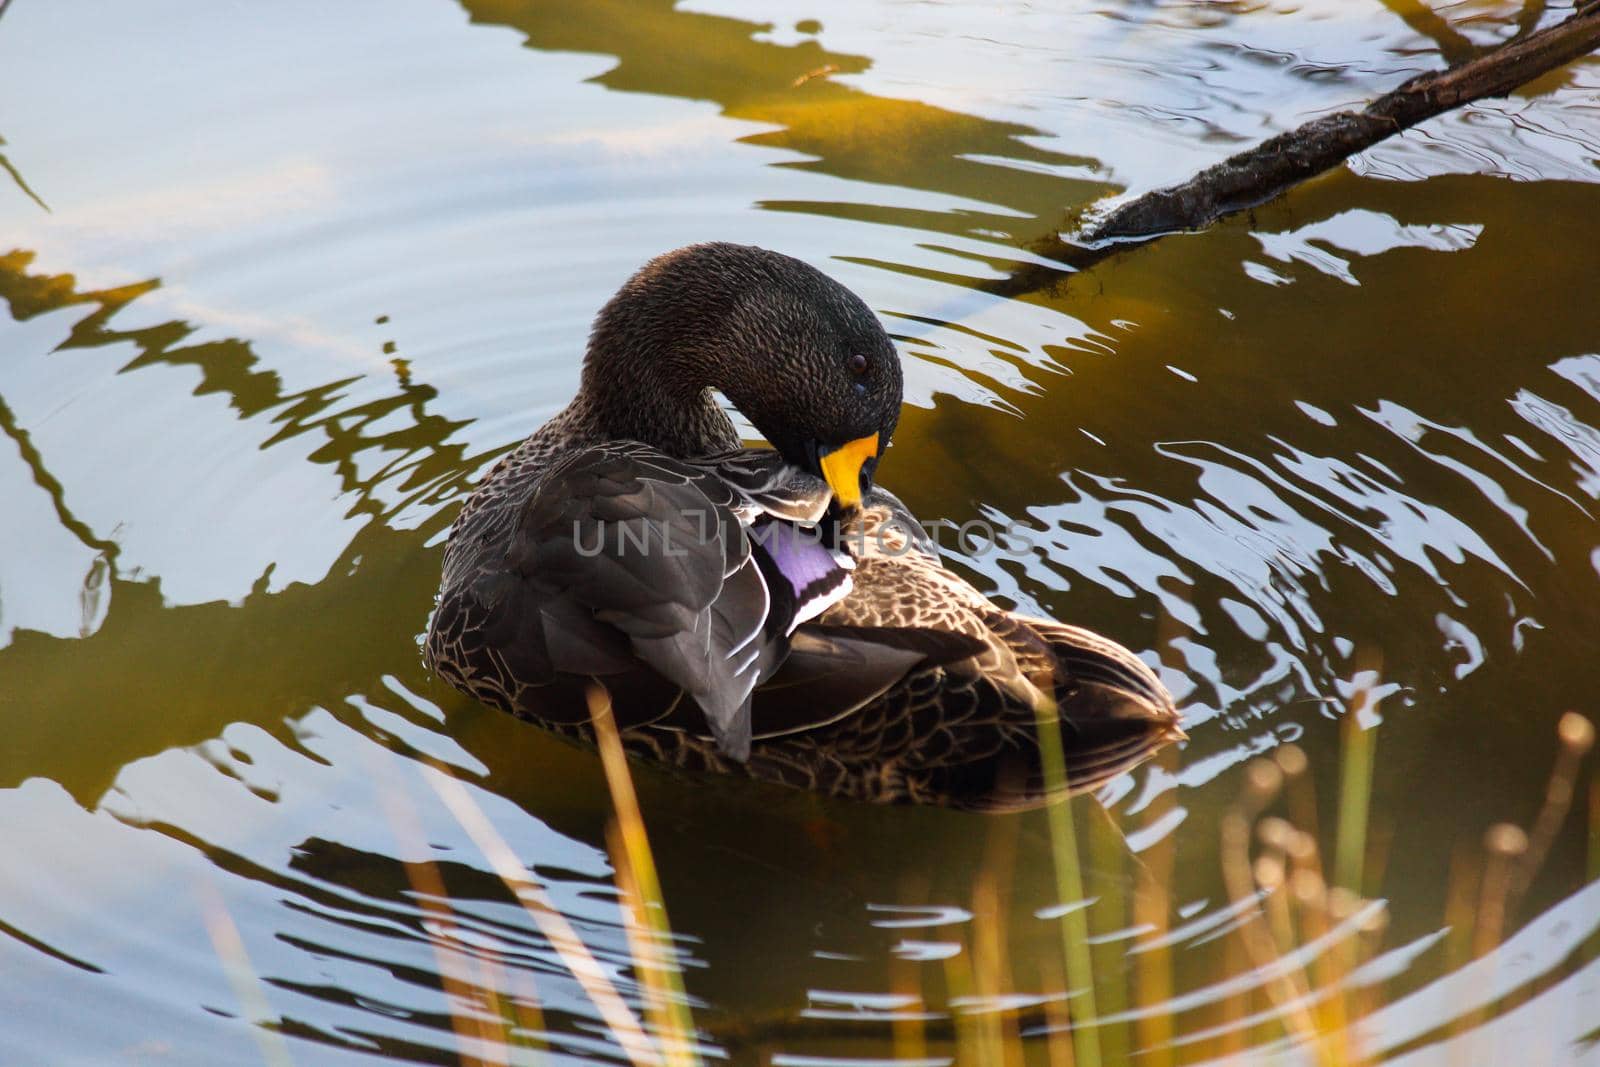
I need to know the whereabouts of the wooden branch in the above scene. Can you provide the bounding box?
[990,3,1600,297]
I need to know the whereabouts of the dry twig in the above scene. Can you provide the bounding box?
[990,5,1600,297]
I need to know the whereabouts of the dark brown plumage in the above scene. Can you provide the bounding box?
[424,243,1183,810]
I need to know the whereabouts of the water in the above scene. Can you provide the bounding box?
[2,0,1598,1063]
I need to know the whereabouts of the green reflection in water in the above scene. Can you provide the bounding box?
[0,251,486,804]
[465,0,1108,246]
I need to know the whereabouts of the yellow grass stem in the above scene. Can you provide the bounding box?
[1455,822,1528,1042]
[486,953,549,1064]
[1215,928,1250,1060]
[1289,841,1338,1041]
[607,820,696,1067]
[373,754,523,1066]
[1038,954,1077,1067]
[1275,745,1320,850]
[970,868,1012,1067]
[587,684,700,1067]
[1133,606,1185,1067]
[889,956,930,1067]
[1509,712,1595,912]
[1256,852,1294,964]
[979,816,1023,1067]
[194,876,295,1067]
[468,951,520,1067]
[1590,779,1600,885]
[1034,695,1102,1067]
[1322,888,1364,1066]
[422,763,659,1067]
[1132,748,1177,1067]
[506,967,548,1055]
[1086,809,1130,1067]
[1441,840,1482,980]
[942,938,982,1067]
[1352,903,1389,1048]
[1588,780,1600,964]
[1220,760,1328,1061]
[1474,823,1527,959]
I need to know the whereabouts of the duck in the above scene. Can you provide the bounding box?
[424,243,1182,811]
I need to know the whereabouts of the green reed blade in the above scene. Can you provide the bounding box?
[1035,696,1102,1067]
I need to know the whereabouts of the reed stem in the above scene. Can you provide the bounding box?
[1335,652,1382,895]
[424,764,659,1067]
[1034,696,1103,1067]
[588,684,700,1067]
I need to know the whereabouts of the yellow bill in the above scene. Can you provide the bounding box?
[819,433,879,509]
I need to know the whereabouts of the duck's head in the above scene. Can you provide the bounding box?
[584,243,903,507]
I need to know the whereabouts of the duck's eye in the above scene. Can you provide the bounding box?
[847,353,868,376]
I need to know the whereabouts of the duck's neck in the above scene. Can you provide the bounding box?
[564,343,741,459]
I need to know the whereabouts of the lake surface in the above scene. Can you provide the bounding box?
[2,1,1598,1063]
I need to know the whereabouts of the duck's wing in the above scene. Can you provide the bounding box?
[498,442,855,761]
[498,442,766,759]
[749,624,989,739]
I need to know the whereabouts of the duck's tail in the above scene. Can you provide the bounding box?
[926,617,1184,813]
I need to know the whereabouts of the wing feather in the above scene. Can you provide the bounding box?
[508,442,799,760]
